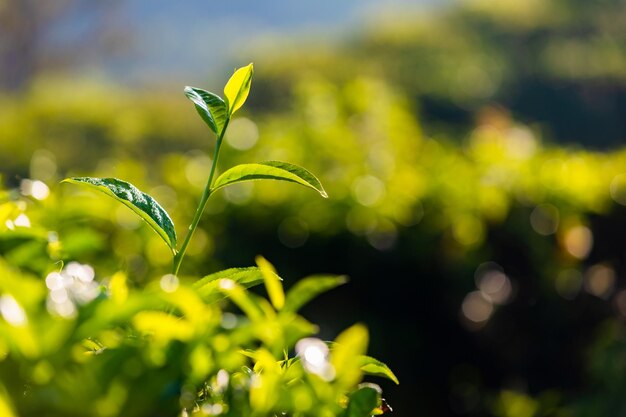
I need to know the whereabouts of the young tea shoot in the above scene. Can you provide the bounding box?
[63,63,327,276]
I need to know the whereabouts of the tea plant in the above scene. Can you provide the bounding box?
[0,64,397,416]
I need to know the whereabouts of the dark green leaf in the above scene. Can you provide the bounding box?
[283,275,347,313]
[359,355,400,385]
[345,384,381,417]
[62,177,177,253]
[184,86,228,135]
[193,267,264,302]
[212,161,328,198]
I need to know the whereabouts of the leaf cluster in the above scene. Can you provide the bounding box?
[0,65,396,417]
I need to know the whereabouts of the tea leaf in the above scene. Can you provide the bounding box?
[193,267,264,302]
[224,63,253,115]
[75,295,167,339]
[212,161,328,198]
[256,256,284,310]
[283,274,347,313]
[62,177,177,253]
[133,311,194,341]
[332,324,369,388]
[359,355,399,385]
[345,384,381,417]
[184,86,228,135]
[218,279,264,321]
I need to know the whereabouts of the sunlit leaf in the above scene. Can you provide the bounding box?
[358,355,399,385]
[0,383,17,417]
[184,86,228,135]
[62,177,177,253]
[212,161,328,198]
[256,255,284,310]
[75,294,167,339]
[158,285,212,324]
[109,271,128,304]
[0,259,46,308]
[345,384,381,417]
[332,324,369,388]
[250,370,280,413]
[249,348,281,374]
[283,275,347,313]
[218,279,264,321]
[224,63,254,115]
[193,267,264,302]
[133,311,194,342]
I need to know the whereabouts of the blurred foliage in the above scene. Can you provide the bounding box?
[4,0,626,416]
[250,0,626,147]
[0,231,396,416]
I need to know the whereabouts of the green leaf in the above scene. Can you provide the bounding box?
[133,311,194,341]
[283,275,347,313]
[193,267,264,302]
[345,384,381,417]
[212,161,328,198]
[109,271,128,304]
[62,177,177,253]
[0,382,17,417]
[184,86,228,135]
[224,63,254,115]
[332,324,369,388]
[75,294,167,339]
[217,280,264,321]
[256,255,284,310]
[358,355,399,385]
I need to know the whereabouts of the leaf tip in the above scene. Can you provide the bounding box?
[238,62,253,74]
[385,370,400,385]
[254,254,269,268]
[60,177,84,186]
[183,86,197,100]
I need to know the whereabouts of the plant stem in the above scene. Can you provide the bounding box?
[172,119,230,275]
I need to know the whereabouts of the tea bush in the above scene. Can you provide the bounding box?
[0,65,398,417]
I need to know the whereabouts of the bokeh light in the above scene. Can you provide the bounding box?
[295,337,335,381]
[0,295,27,327]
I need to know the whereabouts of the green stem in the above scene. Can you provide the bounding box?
[172,118,230,275]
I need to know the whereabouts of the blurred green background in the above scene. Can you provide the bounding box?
[4,0,626,415]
